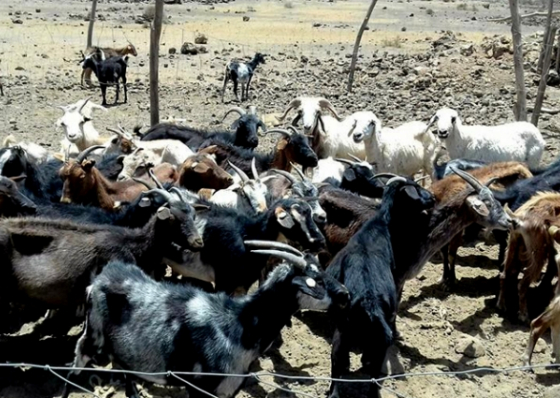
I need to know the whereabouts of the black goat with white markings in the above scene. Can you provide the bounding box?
[327,176,435,398]
[82,55,128,106]
[221,52,266,102]
[184,197,326,295]
[62,242,349,398]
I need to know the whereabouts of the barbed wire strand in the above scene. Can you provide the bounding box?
[252,373,319,398]
[168,372,219,398]
[44,365,98,398]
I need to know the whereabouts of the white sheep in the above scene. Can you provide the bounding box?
[56,98,109,156]
[351,112,439,179]
[277,97,366,160]
[430,107,545,169]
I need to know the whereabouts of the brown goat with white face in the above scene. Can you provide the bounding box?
[178,150,234,192]
[59,146,177,211]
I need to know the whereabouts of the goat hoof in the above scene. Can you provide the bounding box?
[518,312,529,324]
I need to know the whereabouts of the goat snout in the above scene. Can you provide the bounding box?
[188,235,204,250]
[353,133,364,143]
[60,196,72,204]
[437,130,449,138]
[117,175,128,182]
[313,212,327,225]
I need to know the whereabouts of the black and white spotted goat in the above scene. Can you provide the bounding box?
[62,241,349,398]
[221,52,266,102]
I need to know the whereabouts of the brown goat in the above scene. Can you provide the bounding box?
[59,146,177,211]
[178,150,234,192]
[318,184,379,257]
[431,161,533,286]
[497,192,560,322]
[81,44,138,87]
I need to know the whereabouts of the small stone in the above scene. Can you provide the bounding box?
[401,27,407,32]
[12,19,23,24]
[242,16,250,22]
[168,47,177,55]
[455,335,486,358]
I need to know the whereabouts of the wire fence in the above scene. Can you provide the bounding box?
[1,361,559,398]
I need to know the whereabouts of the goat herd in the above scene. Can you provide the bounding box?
[0,45,559,398]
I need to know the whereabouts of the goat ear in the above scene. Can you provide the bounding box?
[465,195,489,217]
[343,168,356,182]
[276,140,288,150]
[292,276,325,299]
[157,207,171,220]
[139,197,152,207]
[82,159,96,170]
[275,206,295,229]
[403,185,420,200]
[9,175,27,183]
[116,155,125,164]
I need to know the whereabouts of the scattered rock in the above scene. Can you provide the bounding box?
[455,335,486,358]
[12,19,23,24]
[243,16,250,22]
[194,33,208,45]
[168,47,177,55]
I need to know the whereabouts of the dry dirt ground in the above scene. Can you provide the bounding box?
[1,0,560,397]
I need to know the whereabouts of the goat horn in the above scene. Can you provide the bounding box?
[250,249,307,269]
[170,186,191,204]
[143,188,172,203]
[415,175,430,183]
[78,98,91,114]
[449,166,484,193]
[227,160,250,184]
[371,173,399,180]
[347,154,363,163]
[503,203,516,218]
[148,168,165,190]
[286,126,298,135]
[245,240,304,256]
[264,129,291,138]
[485,177,500,187]
[549,225,559,237]
[222,107,246,122]
[386,176,408,186]
[318,98,344,121]
[76,145,104,163]
[289,163,308,182]
[107,127,126,137]
[335,158,354,166]
[277,98,302,121]
[251,158,259,181]
[64,145,71,163]
[271,169,297,186]
[132,178,154,190]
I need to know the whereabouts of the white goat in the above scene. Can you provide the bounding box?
[209,159,275,214]
[352,112,439,179]
[277,97,366,160]
[311,156,346,185]
[56,98,109,156]
[430,107,545,169]
[2,135,53,163]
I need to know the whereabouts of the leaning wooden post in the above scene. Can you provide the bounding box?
[556,30,560,73]
[532,26,558,126]
[150,0,164,127]
[347,0,379,93]
[537,0,554,73]
[509,0,528,121]
[86,0,98,48]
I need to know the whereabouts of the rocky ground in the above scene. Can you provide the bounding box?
[1,0,560,397]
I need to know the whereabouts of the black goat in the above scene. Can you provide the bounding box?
[221,52,266,102]
[183,197,325,294]
[336,156,387,198]
[327,176,435,398]
[0,175,37,217]
[62,243,348,398]
[199,127,318,176]
[0,190,204,313]
[138,106,266,150]
[82,55,128,106]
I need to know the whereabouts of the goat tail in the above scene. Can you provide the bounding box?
[2,134,17,148]
[133,124,146,137]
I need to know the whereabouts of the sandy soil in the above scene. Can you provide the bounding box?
[1,0,560,397]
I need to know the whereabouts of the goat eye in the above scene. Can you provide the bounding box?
[451,117,456,123]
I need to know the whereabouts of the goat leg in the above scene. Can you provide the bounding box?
[233,79,239,101]
[115,81,120,104]
[246,75,253,101]
[123,76,128,103]
[124,374,140,398]
[328,328,350,398]
[101,84,108,106]
[221,74,229,103]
